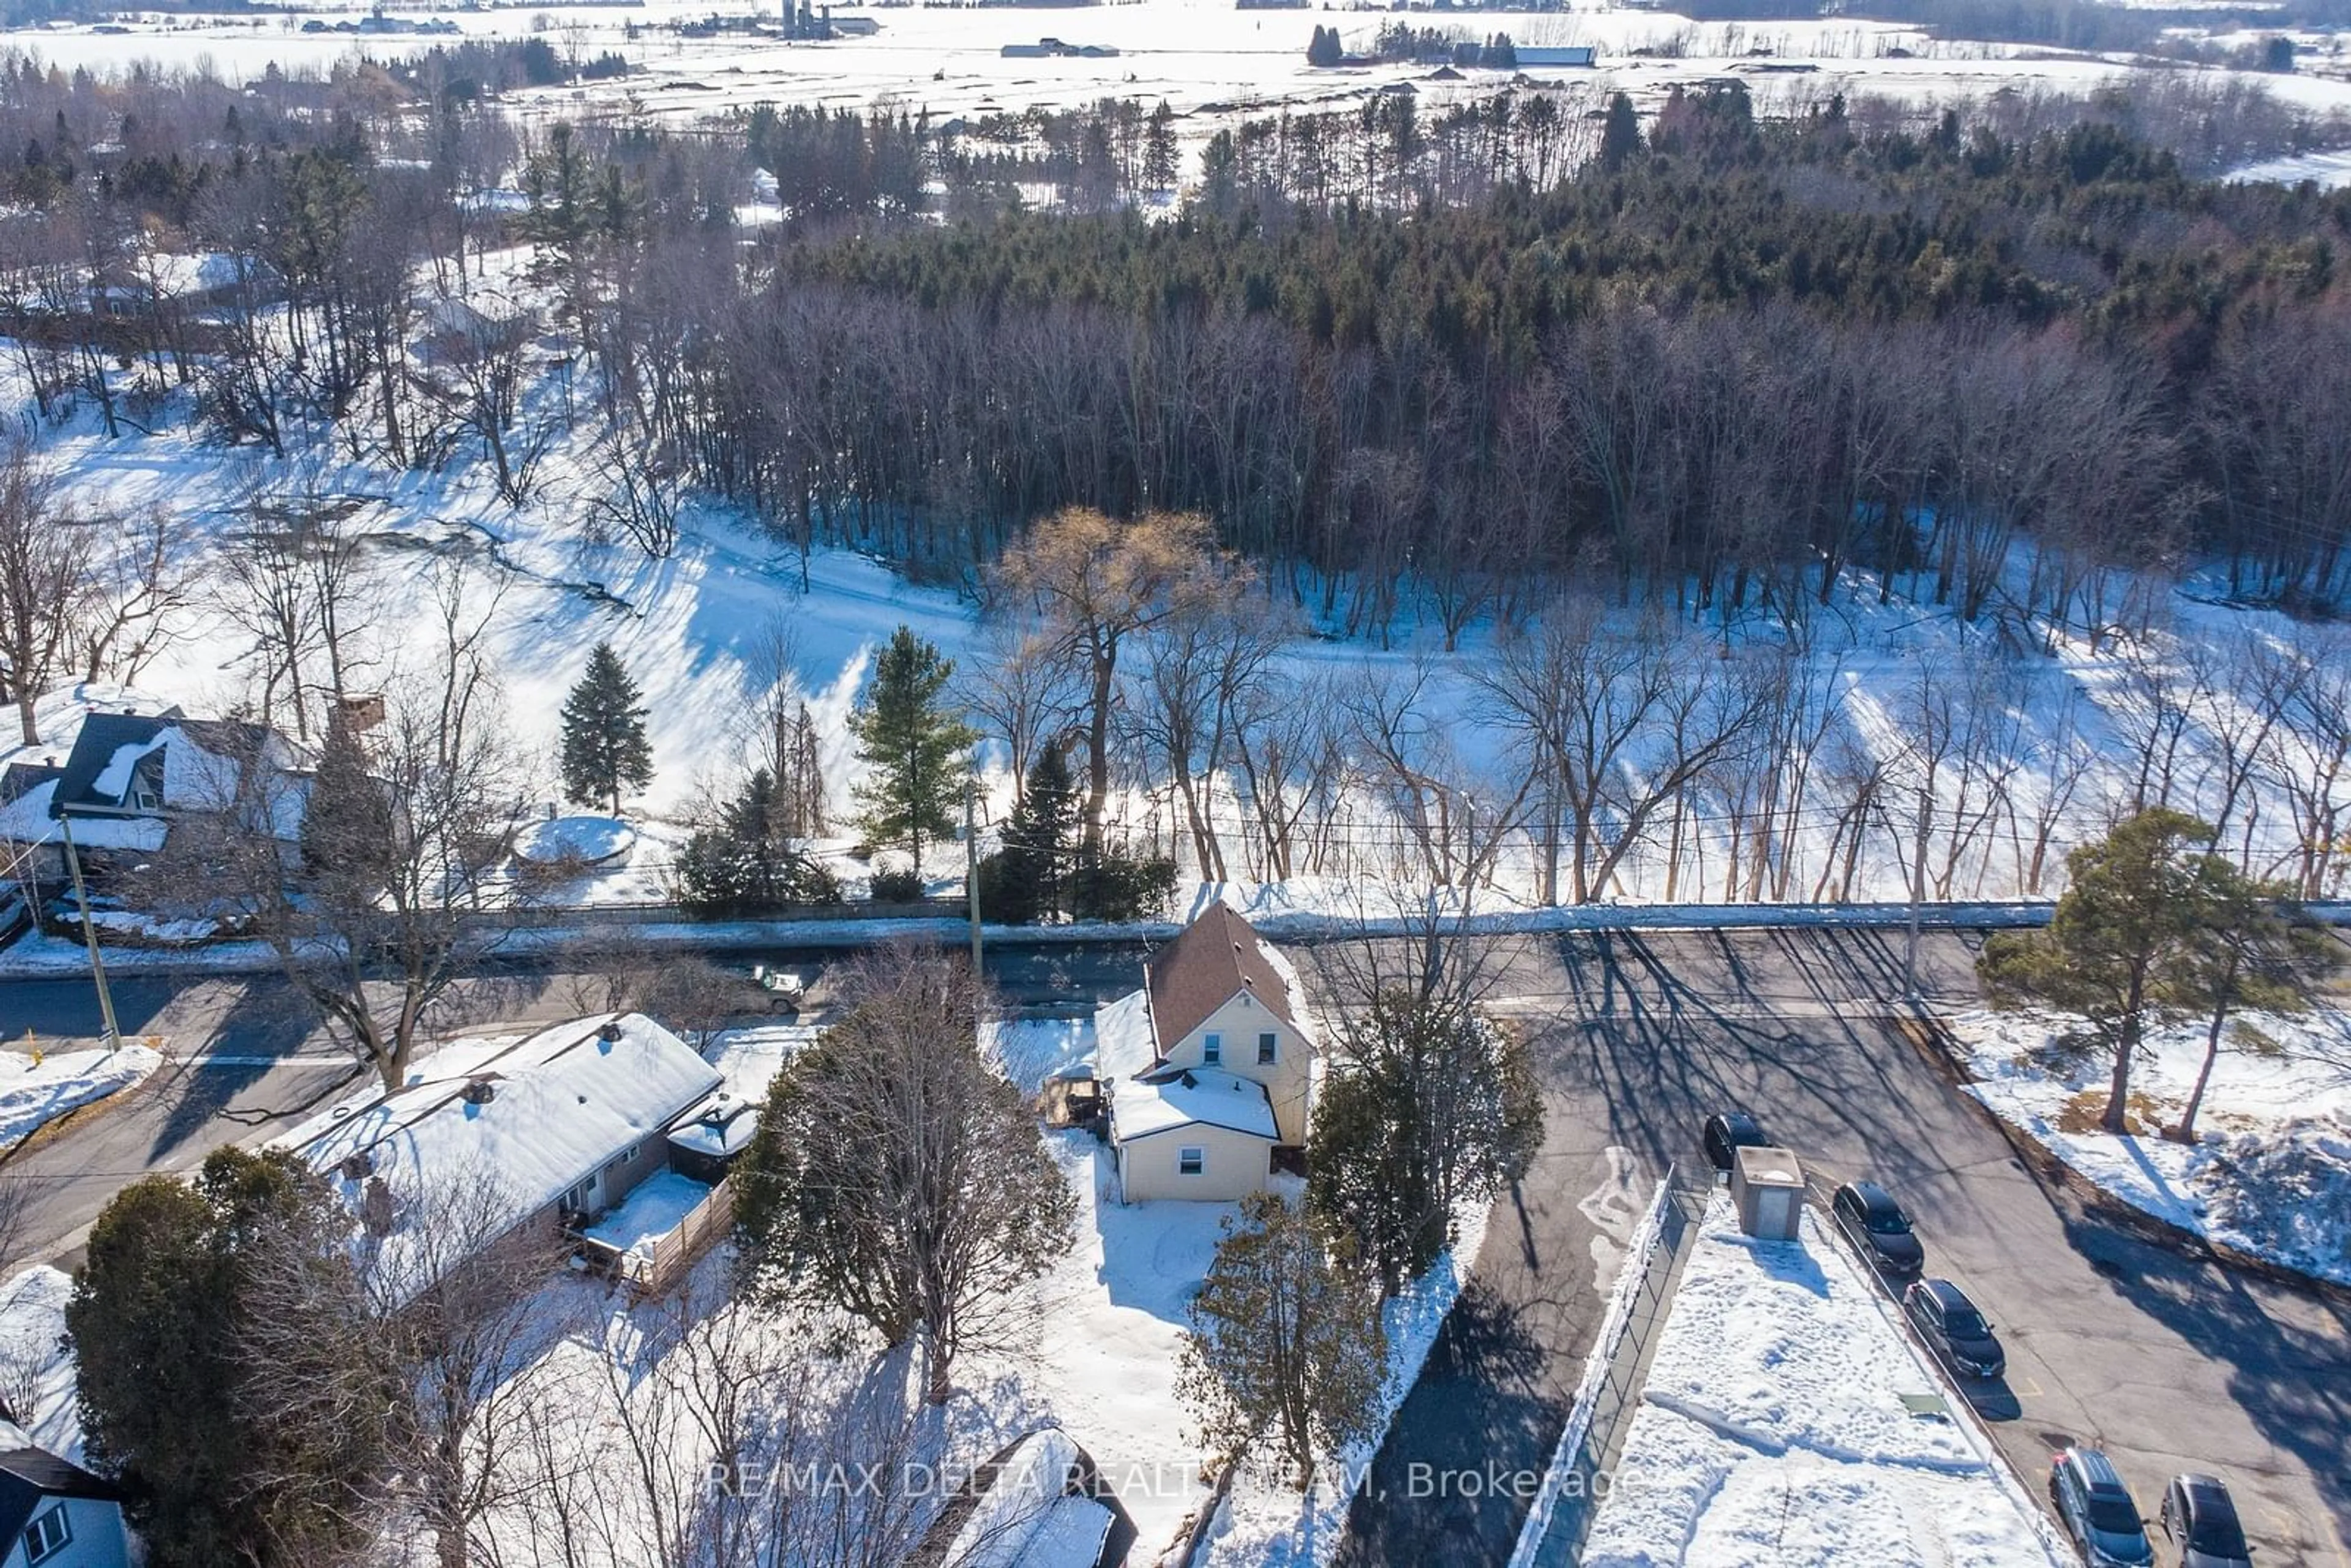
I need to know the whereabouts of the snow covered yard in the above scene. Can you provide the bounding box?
[1952,1007,2351,1286]
[0,1266,84,1462]
[973,1009,1495,1567]
[1581,1198,2067,1568]
[0,1043,162,1153]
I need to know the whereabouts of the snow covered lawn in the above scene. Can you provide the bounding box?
[0,1266,85,1461]
[1952,1007,2351,1286]
[0,1044,162,1152]
[1581,1198,2067,1568]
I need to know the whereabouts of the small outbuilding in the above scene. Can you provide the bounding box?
[1731,1145,1805,1240]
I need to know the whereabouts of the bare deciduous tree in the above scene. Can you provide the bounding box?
[0,440,83,745]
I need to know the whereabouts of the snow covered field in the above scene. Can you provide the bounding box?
[1953,1005,2351,1286]
[12,351,2351,934]
[7,0,2350,167]
[1580,1196,2068,1568]
[0,1043,161,1153]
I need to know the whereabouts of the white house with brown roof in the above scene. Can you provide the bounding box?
[1095,904,1314,1202]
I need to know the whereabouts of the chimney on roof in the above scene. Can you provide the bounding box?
[461,1078,497,1105]
[360,1176,396,1237]
[338,1150,374,1181]
[598,1020,624,1042]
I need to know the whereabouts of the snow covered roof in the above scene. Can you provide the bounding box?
[280,1014,721,1304]
[1575,1197,2071,1566]
[917,1426,1122,1568]
[1113,1067,1278,1143]
[515,814,636,865]
[1092,987,1160,1082]
[664,1089,760,1160]
[47,708,304,837]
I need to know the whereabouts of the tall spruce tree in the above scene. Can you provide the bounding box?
[559,641,654,814]
[1599,91,1642,172]
[997,743,1079,923]
[849,625,976,869]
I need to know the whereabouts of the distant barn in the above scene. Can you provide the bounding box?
[1517,45,1597,67]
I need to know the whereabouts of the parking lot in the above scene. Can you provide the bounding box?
[1344,925,2351,1564]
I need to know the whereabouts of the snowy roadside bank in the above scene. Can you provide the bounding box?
[0,894,2183,982]
[1951,1007,2351,1289]
[0,1045,163,1153]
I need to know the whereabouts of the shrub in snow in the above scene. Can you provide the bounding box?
[868,866,923,902]
[2193,1119,2351,1278]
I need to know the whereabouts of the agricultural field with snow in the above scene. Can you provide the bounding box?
[1952,1005,2351,1286]
[1580,1196,2069,1568]
[7,0,2350,175]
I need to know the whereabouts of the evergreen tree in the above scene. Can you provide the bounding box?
[673,768,843,916]
[1979,809,2222,1135]
[1144,100,1180,192]
[995,743,1079,923]
[1307,988,1542,1292]
[849,625,976,870]
[299,712,391,877]
[1599,90,1641,173]
[69,1148,386,1567]
[1307,24,1343,68]
[559,641,654,814]
[1176,1193,1386,1487]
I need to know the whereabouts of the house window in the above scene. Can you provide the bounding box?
[606,1144,639,1174]
[1178,1146,1206,1176]
[562,1176,596,1216]
[1258,1032,1278,1065]
[23,1504,71,1564]
[1202,1033,1221,1065]
[135,788,160,811]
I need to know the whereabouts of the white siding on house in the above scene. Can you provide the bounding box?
[1118,1122,1275,1202]
[1155,992,1313,1145]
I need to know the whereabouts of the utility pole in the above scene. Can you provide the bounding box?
[1904,775,1932,1003]
[57,812,122,1051]
[965,771,983,975]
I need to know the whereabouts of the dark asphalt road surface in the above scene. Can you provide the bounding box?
[7,929,2347,1567]
[1338,927,2351,1567]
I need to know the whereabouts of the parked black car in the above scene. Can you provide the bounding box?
[1831,1181,1925,1280]
[2159,1474,2253,1568]
[1902,1278,2005,1379]
[1701,1111,1769,1171]
[2052,1447,2154,1568]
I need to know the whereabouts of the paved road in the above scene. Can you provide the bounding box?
[0,943,1152,1266]
[1340,927,2351,1567]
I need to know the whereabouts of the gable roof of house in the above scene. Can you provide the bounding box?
[50,711,181,811]
[0,1428,122,1544]
[1143,903,1296,1057]
[279,1013,722,1305]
